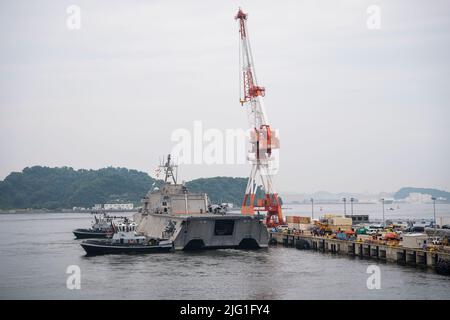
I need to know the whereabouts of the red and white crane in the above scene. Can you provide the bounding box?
[235,8,283,228]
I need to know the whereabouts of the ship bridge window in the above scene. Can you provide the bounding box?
[214,220,235,236]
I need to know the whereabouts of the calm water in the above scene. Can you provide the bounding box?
[0,207,449,300]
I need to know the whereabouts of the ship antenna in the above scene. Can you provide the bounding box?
[160,154,178,184]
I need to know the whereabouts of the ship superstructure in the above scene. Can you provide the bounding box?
[134,155,269,250]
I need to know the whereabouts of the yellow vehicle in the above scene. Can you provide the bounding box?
[313,221,333,236]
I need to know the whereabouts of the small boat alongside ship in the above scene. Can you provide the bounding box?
[80,217,173,255]
[73,212,114,239]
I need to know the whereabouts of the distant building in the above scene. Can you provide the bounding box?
[103,203,134,211]
[72,207,87,211]
[381,198,394,204]
[439,217,450,227]
[346,214,369,224]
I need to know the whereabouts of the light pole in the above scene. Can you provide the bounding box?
[310,198,314,220]
[350,197,354,218]
[381,198,385,227]
[342,197,347,216]
[431,197,436,228]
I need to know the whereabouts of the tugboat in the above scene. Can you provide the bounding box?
[80,217,173,256]
[73,212,114,239]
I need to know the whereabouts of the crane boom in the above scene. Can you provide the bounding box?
[235,8,283,228]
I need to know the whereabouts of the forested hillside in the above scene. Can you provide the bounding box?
[0,166,256,209]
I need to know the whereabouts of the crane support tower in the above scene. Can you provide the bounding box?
[235,8,283,228]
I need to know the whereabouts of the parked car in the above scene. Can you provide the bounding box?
[412,226,425,232]
[431,237,442,245]
[276,225,289,232]
[366,225,383,235]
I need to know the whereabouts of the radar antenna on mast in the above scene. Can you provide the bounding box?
[160,154,178,184]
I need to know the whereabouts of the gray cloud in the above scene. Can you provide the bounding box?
[1,0,449,194]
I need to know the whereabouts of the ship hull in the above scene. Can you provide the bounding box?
[80,240,173,256]
[73,229,111,239]
[134,213,269,251]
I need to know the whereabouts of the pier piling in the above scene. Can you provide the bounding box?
[269,232,450,274]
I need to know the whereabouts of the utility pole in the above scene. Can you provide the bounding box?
[342,197,347,216]
[381,198,385,227]
[431,197,437,228]
[310,198,314,220]
[350,197,354,218]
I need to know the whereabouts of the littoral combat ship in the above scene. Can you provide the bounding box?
[133,155,269,250]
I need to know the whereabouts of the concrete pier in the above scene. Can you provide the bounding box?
[270,232,450,272]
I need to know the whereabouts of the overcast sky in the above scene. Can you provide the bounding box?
[1,0,449,193]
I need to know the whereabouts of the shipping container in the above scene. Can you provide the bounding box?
[330,225,353,232]
[439,216,450,227]
[401,233,428,249]
[286,216,311,224]
[330,217,353,226]
[357,234,372,241]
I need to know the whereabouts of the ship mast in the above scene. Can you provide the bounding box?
[235,8,283,227]
[160,154,178,184]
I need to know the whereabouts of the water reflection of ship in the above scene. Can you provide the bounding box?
[134,155,269,250]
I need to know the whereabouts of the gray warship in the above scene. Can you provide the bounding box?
[133,155,269,250]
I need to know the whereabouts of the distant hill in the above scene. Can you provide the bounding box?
[0,166,158,209]
[0,166,255,210]
[393,187,450,202]
[186,177,264,206]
